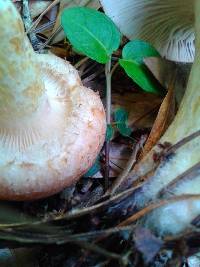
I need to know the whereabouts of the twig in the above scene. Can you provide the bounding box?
[118,194,200,227]
[22,0,40,50]
[38,25,62,51]
[110,62,119,76]
[82,68,104,84]
[27,0,60,34]
[105,135,147,196]
[74,57,89,69]
[164,129,200,157]
[105,59,112,190]
[32,20,56,34]
[74,240,122,262]
[158,161,200,197]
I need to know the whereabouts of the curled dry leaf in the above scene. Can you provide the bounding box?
[140,74,176,158]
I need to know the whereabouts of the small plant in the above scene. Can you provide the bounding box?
[61,7,161,94]
[61,7,161,177]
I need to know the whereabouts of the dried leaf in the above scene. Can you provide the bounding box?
[141,77,175,158]
[112,92,161,129]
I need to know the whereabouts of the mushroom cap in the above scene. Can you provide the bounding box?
[100,0,194,62]
[0,54,106,200]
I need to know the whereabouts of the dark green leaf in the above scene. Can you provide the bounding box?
[117,123,132,137]
[119,59,159,93]
[114,108,129,123]
[122,40,160,64]
[61,7,121,63]
[106,124,114,141]
[120,40,160,93]
[84,157,101,177]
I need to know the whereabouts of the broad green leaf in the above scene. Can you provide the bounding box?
[122,40,160,64]
[120,40,160,93]
[84,157,101,177]
[106,124,114,141]
[119,59,159,94]
[52,0,100,44]
[61,7,121,63]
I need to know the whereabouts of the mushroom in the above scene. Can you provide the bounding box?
[101,0,200,235]
[0,0,106,201]
[100,0,194,62]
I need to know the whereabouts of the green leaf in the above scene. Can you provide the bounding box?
[117,123,132,137]
[61,7,121,63]
[84,157,101,177]
[114,107,129,123]
[106,124,114,141]
[120,40,160,94]
[122,40,160,64]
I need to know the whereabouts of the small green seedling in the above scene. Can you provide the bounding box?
[61,7,161,176]
[119,40,161,93]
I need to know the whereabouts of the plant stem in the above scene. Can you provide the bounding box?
[105,59,112,189]
[27,0,60,34]
[105,60,112,125]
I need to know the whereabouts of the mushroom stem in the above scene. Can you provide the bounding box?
[0,1,44,120]
[130,0,200,235]
[163,0,200,144]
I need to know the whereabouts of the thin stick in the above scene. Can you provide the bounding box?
[164,129,200,157]
[105,59,112,189]
[74,57,89,69]
[118,194,200,227]
[158,161,200,197]
[110,62,119,76]
[22,0,40,49]
[27,0,60,34]
[38,25,62,51]
[74,240,122,261]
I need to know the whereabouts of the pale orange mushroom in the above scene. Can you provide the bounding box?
[0,0,106,200]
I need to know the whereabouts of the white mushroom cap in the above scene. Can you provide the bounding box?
[0,0,106,200]
[0,54,106,200]
[100,0,194,62]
